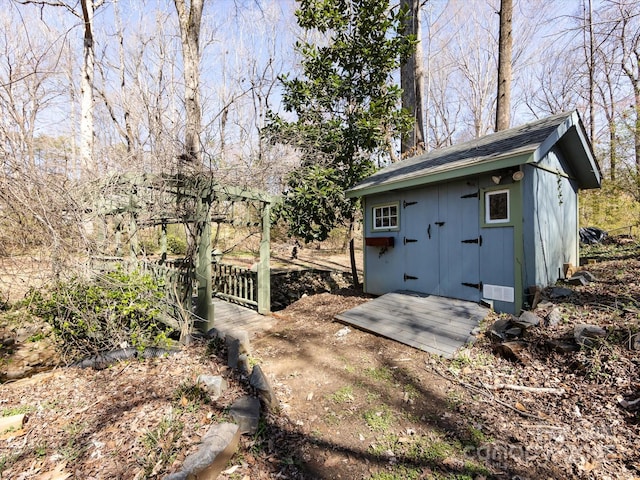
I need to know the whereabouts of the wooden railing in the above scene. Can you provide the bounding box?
[212,263,257,307]
[89,256,263,319]
[87,257,193,330]
[139,261,194,330]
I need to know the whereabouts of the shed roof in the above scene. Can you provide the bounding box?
[347,111,601,198]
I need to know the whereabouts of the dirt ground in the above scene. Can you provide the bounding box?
[1,242,639,479]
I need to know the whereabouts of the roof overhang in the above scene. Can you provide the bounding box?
[347,111,601,199]
[346,151,534,198]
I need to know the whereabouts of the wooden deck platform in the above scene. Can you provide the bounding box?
[335,291,489,358]
[210,297,275,337]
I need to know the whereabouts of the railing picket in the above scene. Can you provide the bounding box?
[211,261,258,308]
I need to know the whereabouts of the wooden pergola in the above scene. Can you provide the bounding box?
[93,172,273,333]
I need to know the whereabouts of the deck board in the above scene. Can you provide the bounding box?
[335,291,489,358]
[210,297,275,337]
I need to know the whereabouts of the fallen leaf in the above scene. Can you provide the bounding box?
[33,462,71,480]
[0,428,26,440]
[515,402,528,412]
[222,465,240,474]
[579,460,598,473]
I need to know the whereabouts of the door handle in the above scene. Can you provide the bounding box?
[435,221,445,226]
[427,224,431,239]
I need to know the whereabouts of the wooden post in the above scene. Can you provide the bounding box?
[160,221,167,264]
[195,195,214,332]
[257,202,271,314]
[129,212,138,260]
[114,221,122,257]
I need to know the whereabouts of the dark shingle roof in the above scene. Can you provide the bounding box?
[348,111,599,197]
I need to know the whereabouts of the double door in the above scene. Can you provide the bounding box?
[402,180,481,302]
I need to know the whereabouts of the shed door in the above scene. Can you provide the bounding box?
[438,181,481,302]
[401,180,481,302]
[402,188,439,294]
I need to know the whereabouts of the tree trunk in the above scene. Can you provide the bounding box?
[400,0,425,156]
[495,0,513,132]
[587,0,596,144]
[635,85,640,175]
[346,219,360,289]
[80,0,95,174]
[174,0,204,165]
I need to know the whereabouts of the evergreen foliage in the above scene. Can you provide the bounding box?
[29,268,175,361]
[265,0,415,242]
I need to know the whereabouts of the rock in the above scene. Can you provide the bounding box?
[226,337,240,369]
[618,397,640,410]
[537,301,554,309]
[493,341,529,365]
[163,472,188,480]
[513,311,540,329]
[250,365,278,411]
[546,339,579,354]
[574,324,607,347]
[206,327,225,340]
[504,327,523,338]
[226,331,251,369]
[550,287,573,299]
[335,326,351,338]
[573,270,597,282]
[196,375,228,400]
[229,396,261,435]
[237,354,250,376]
[234,330,251,356]
[488,318,512,341]
[546,308,563,327]
[164,423,240,480]
[567,275,589,286]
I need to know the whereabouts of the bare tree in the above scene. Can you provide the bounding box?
[400,0,426,156]
[173,0,204,165]
[616,1,640,173]
[495,0,513,131]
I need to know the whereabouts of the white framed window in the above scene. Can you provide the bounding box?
[485,189,510,224]
[372,203,399,230]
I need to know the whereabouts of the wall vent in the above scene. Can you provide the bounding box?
[482,284,514,303]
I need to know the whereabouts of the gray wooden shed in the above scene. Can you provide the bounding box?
[347,111,601,314]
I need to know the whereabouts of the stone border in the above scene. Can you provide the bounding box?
[163,327,277,480]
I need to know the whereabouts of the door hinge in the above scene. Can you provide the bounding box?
[461,281,483,290]
[403,200,418,208]
[461,235,482,246]
[404,274,418,281]
[403,237,418,244]
[460,192,479,199]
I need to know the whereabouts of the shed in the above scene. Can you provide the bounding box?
[347,111,601,314]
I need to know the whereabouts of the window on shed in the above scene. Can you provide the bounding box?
[485,189,510,223]
[373,204,399,230]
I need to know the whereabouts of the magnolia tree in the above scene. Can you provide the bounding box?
[265,0,414,285]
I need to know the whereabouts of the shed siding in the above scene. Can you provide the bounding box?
[477,174,517,313]
[363,193,405,294]
[523,147,579,290]
[479,226,515,313]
